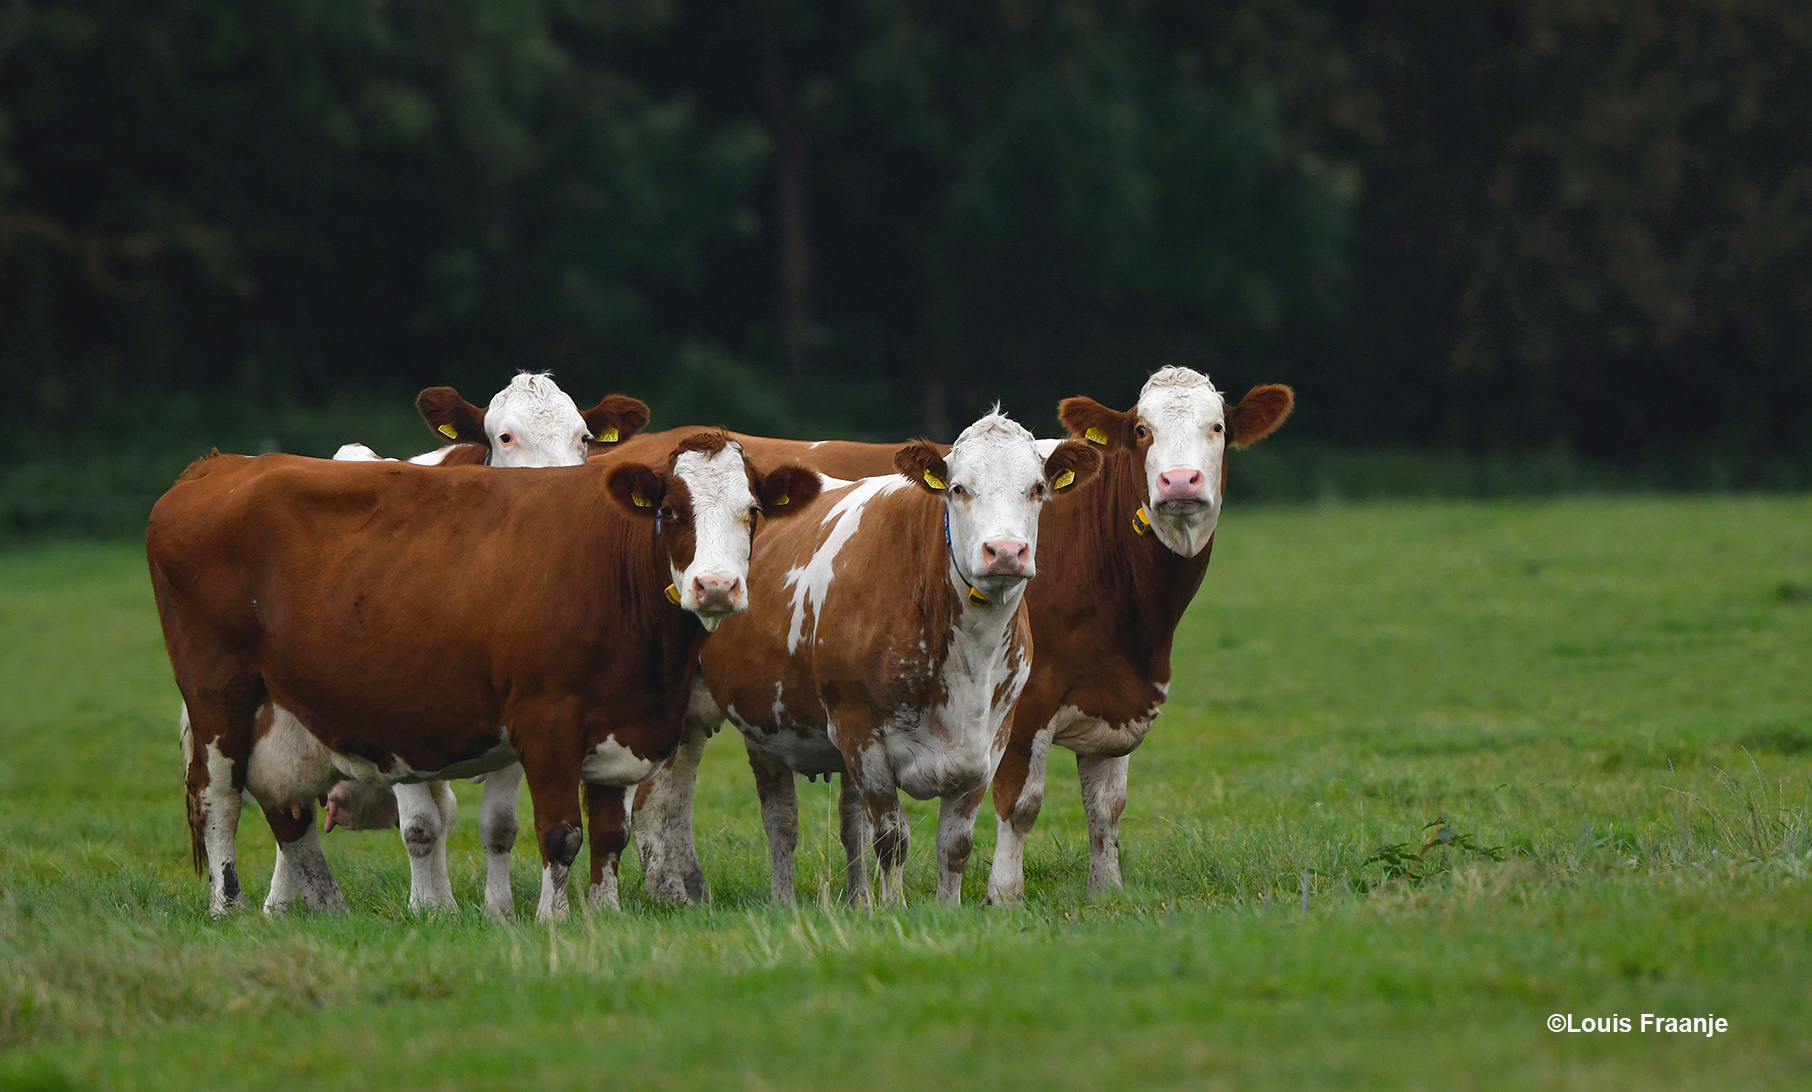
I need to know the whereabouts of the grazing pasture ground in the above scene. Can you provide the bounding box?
[2,496,1809,1090]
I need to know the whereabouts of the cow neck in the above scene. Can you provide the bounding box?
[586,478,707,662]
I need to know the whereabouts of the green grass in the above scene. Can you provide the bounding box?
[2,496,1810,1089]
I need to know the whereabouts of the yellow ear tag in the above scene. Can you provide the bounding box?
[664,583,681,605]
[968,586,990,606]
[773,493,788,506]
[1051,469,1076,491]
[924,470,946,491]
[1084,427,1109,445]
[632,492,652,508]
[598,427,619,444]
[1132,506,1151,536]
[438,424,459,440]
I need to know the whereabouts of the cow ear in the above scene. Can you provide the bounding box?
[1227,384,1294,448]
[1042,439,1103,495]
[605,464,665,518]
[1058,396,1136,449]
[416,387,488,444]
[757,465,821,517]
[582,395,651,446]
[894,441,951,494]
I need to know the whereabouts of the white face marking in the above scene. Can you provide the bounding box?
[581,737,660,785]
[669,443,762,629]
[1134,366,1227,558]
[941,411,1050,596]
[781,474,911,652]
[484,372,593,467]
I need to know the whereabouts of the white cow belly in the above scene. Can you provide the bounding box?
[581,737,660,785]
[245,704,339,808]
[1049,704,1158,758]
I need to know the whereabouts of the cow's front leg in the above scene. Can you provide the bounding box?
[516,734,584,924]
[394,781,458,912]
[478,763,522,920]
[986,711,1057,905]
[633,697,714,905]
[584,783,630,913]
[935,786,988,906]
[837,772,870,906]
[745,742,800,907]
[1077,753,1130,894]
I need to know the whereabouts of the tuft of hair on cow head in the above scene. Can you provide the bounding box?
[894,441,951,494]
[1042,439,1103,495]
[1226,384,1295,448]
[415,387,488,445]
[604,463,666,518]
[581,395,651,447]
[756,465,821,516]
[1058,396,1138,450]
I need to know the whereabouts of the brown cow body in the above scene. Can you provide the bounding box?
[150,437,816,919]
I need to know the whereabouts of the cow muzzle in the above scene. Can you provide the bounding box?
[981,539,1031,578]
[690,574,744,615]
[1155,466,1209,507]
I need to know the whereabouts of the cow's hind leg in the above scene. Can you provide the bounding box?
[745,742,800,907]
[837,773,870,906]
[986,715,1056,905]
[1077,753,1130,894]
[262,804,346,914]
[935,786,988,906]
[395,781,458,912]
[181,692,259,916]
[584,783,631,913]
[478,763,522,920]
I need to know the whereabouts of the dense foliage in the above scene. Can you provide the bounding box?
[1,0,1807,467]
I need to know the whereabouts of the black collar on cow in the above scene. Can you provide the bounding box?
[943,510,993,606]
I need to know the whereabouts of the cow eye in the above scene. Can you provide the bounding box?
[1135,424,1149,439]
[1033,482,1046,497]
[499,432,514,444]
[950,484,967,497]
[1211,422,1223,434]
[748,505,761,520]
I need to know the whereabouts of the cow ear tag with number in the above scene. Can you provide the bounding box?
[664,583,682,605]
[1051,469,1076,491]
[632,492,652,508]
[598,427,619,444]
[439,424,459,440]
[1132,506,1151,535]
[1084,427,1109,445]
[924,470,946,491]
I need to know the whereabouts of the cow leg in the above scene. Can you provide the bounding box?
[745,742,800,907]
[394,782,457,912]
[478,763,523,920]
[837,773,871,906]
[584,783,631,913]
[634,693,715,905]
[263,806,346,914]
[181,694,258,916]
[1077,753,1130,894]
[935,786,988,906]
[986,718,1056,905]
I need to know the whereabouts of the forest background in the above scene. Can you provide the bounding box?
[2,0,1808,533]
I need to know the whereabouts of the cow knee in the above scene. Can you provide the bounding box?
[540,822,582,869]
[484,815,518,856]
[873,814,908,869]
[402,815,440,858]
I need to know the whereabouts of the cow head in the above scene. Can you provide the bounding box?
[606,431,820,630]
[417,372,650,468]
[1060,366,1293,558]
[896,409,1100,603]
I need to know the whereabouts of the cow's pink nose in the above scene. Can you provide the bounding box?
[981,540,1030,576]
[1156,467,1205,501]
[691,574,743,612]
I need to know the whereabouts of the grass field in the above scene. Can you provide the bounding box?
[2,496,1810,1090]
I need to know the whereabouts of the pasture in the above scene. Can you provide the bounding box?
[2,495,1809,1090]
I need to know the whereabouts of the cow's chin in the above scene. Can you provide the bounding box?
[695,610,732,632]
[1149,501,1220,558]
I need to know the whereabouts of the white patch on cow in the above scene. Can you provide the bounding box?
[668,442,763,628]
[334,443,387,462]
[581,737,660,785]
[200,737,243,915]
[780,475,911,653]
[1135,366,1228,558]
[940,410,1051,597]
[484,372,593,467]
[1048,703,1159,758]
[885,602,1031,802]
[244,704,337,812]
[407,446,456,465]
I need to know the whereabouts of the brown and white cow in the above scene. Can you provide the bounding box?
[694,410,1099,905]
[149,431,818,921]
[203,371,649,919]
[623,367,1291,904]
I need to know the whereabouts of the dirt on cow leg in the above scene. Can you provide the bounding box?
[261,802,346,914]
[1078,752,1130,894]
[584,783,629,913]
[746,743,800,907]
[837,773,870,907]
[634,716,712,906]
[935,786,987,906]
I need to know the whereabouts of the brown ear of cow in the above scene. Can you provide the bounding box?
[582,395,651,445]
[1227,384,1295,448]
[894,441,951,494]
[604,464,665,518]
[757,465,821,517]
[1058,396,1137,449]
[1043,439,1103,495]
[416,387,488,444]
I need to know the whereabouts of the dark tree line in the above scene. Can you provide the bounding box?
[2,0,1807,465]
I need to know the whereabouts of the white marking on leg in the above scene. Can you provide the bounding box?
[478,763,522,920]
[1078,753,1131,893]
[935,791,984,906]
[986,722,1055,906]
[264,846,297,915]
[633,708,712,905]
[201,739,244,915]
[537,864,570,923]
[395,782,456,912]
[275,823,348,913]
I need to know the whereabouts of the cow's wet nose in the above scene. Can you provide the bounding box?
[691,574,743,612]
[981,540,1030,576]
[1156,467,1206,502]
